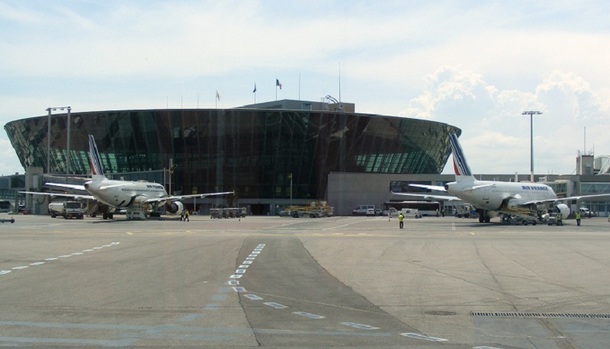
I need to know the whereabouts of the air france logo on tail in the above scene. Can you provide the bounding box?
[88,135,105,176]
[449,133,472,177]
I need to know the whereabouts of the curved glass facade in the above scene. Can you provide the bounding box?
[5,108,460,200]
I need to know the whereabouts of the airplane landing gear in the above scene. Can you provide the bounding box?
[126,208,147,220]
[477,209,491,223]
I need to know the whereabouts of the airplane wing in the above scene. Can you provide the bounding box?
[553,193,610,202]
[402,184,460,201]
[517,192,610,207]
[408,183,446,192]
[45,182,87,191]
[145,191,234,204]
[391,191,461,201]
[20,191,95,200]
[467,183,495,191]
[410,182,495,193]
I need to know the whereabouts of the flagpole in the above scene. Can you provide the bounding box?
[275,78,282,100]
[339,62,342,102]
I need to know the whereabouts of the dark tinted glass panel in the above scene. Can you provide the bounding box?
[5,109,460,200]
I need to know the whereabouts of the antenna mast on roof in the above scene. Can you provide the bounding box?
[338,62,342,102]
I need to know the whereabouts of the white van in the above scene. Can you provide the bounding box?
[352,205,376,216]
[400,208,422,218]
[579,207,592,217]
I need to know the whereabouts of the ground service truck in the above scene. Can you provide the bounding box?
[49,201,84,219]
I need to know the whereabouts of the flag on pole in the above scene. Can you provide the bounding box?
[253,84,257,93]
[216,91,220,100]
[276,79,282,89]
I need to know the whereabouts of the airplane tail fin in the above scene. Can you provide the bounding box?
[88,135,106,179]
[449,133,475,181]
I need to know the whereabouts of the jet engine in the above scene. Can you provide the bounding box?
[555,203,570,218]
[166,201,184,214]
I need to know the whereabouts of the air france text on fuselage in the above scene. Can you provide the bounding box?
[521,185,549,191]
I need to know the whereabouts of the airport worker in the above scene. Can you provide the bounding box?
[184,209,190,222]
[576,211,581,226]
[398,212,404,229]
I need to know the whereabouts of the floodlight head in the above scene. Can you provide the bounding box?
[522,110,543,116]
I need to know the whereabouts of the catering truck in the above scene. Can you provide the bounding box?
[49,201,84,219]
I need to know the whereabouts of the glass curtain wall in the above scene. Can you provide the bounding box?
[5,109,459,200]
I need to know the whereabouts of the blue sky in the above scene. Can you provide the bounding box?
[1,1,609,176]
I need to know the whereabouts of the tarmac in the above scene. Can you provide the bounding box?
[0,213,608,348]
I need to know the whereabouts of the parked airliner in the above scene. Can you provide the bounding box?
[394,133,609,223]
[22,135,233,219]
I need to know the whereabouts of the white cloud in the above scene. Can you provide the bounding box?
[407,66,610,175]
[1,1,610,176]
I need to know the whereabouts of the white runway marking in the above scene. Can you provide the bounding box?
[264,302,288,309]
[292,311,325,320]
[0,242,120,278]
[244,294,263,301]
[340,322,380,330]
[400,332,448,342]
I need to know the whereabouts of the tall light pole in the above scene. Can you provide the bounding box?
[288,173,293,207]
[522,110,542,182]
[46,106,71,174]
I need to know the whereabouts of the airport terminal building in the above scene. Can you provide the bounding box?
[5,100,462,215]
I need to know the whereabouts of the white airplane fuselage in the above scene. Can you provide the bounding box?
[84,178,167,208]
[395,133,610,222]
[19,134,232,220]
[446,180,557,211]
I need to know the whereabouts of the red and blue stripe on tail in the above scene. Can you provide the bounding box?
[449,133,473,177]
[88,135,106,177]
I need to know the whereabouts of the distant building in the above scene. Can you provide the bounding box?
[5,100,460,215]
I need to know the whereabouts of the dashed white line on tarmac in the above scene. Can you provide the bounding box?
[340,322,380,330]
[264,302,288,309]
[0,242,120,277]
[400,332,448,342]
[292,311,325,320]
[244,294,263,301]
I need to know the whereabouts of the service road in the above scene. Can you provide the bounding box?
[0,214,608,348]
